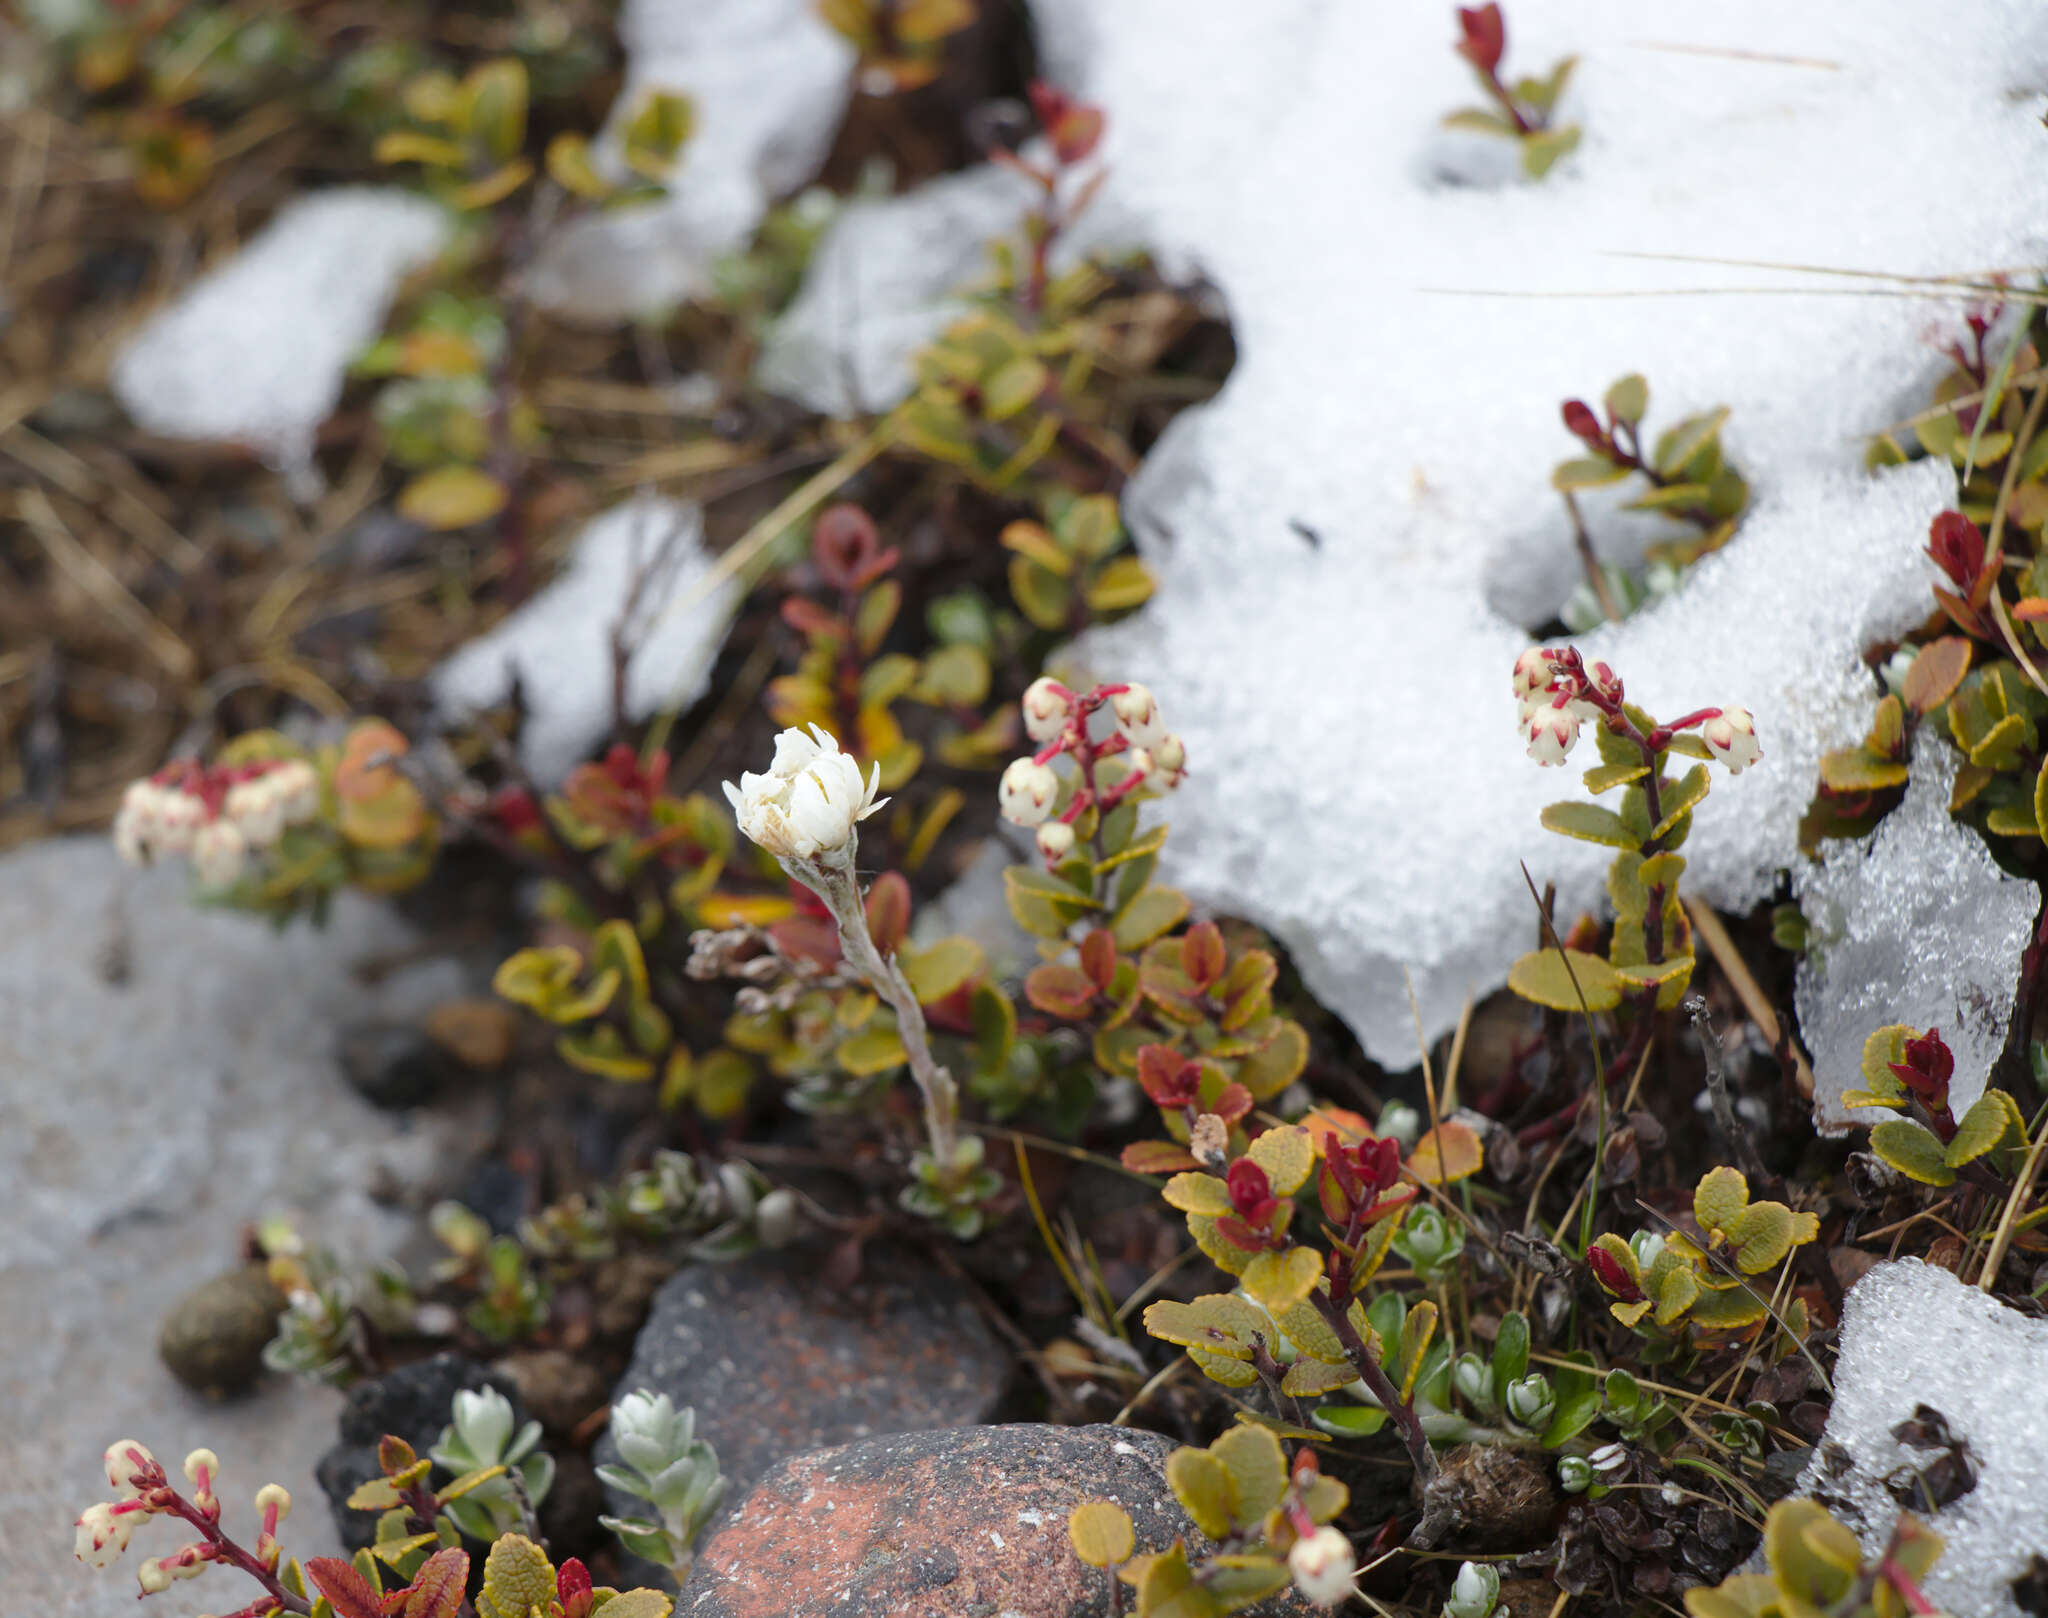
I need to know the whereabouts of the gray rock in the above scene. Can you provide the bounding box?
[158,1265,285,1398]
[0,837,470,1617]
[598,1243,1010,1534]
[315,1353,525,1553]
[681,1424,1311,1617]
[338,1021,450,1111]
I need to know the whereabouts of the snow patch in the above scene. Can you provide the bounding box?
[434,496,738,783]
[1796,734,2038,1133]
[1800,1261,2048,1618]
[111,188,448,477]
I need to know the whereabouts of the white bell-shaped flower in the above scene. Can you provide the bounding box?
[1700,706,1762,774]
[998,758,1059,826]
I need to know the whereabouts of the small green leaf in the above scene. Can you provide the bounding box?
[1068,1501,1135,1568]
[836,1023,907,1076]
[1541,800,1637,849]
[1604,374,1648,426]
[898,936,985,1003]
[1946,1090,2025,1167]
[1553,456,1631,491]
[1651,765,1711,840]
[1163,1448,1233,1540]
[1582,761,1648,794]
[1111,884,1189,951]
[1652,407,1731,481]
[1519,122,1581,178]
[1246,1125,1314,1195]
[1240,1247,1322,1315]
[1083,556,1156,614]
[1869,1118,1957,1186]
[1508,948,1623,1013]
[399,466,507,531]
[1210,1424,1288,1526]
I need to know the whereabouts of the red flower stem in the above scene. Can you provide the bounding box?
[1310,1285,1436,1487]
[155,1493,310,1617]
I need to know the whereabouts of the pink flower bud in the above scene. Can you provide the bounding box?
[192,818,248,891]
[1524,703,1580,766]
[1037,821,1076,862]
[1110,684,1169,749]
[1021,677,1074,743]
[1511,648,1555,699]
[154,791,203,857]
[75,1502,135,1568]
[999,758,1060,826]
[105,1441,157,1497]
[225,776,285,848]
[1288,1525,1356,1608]
[1701,707,1761,774]
[1150,733,1188,792]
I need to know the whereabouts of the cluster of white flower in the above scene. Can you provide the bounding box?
[999,677,1188,862]
[721,723,887,868]
[113,760,320,890]
[76,1439,293,1600]
[1512,647,1761,774]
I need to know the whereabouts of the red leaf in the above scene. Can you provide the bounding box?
[813,502,881,589]
[1135,1043,1198,1106]
[306,1558,385,1618]
[1121,1140,1200,1174]
[403,1546,470,1618]
[864,871,912,956]
[1024,962,1097,1018]
[1210,1082,1253,1125]
[558,1558,594,1603]
[1455,3,1506,73]
[1180,921,1226,990]
[1560,398,1604,446]
[1079,927,1118,991]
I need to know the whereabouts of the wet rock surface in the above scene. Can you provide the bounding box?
[681,1423,1311,1618]
[597,1242,1011,1531]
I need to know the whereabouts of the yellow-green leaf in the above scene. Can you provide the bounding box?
[399,466,507,531]
[836,1023,907,1076]
[1240,1247,1321,1315]
[1946,1089,2025,1167]
[1693,1165,1750,1236]
[1164,1448,1233,1541]
[898,936,985,1003]
[1209,1424,1287,1526]
[1540,800,1636,849]
[1162,1173,1233,1216]
[1869,1118,1957,1187]
[1233,1019,1307,1102]
[1068,1501,1135,1568]
[1246,1126,1314,1195]
[1507,948,1623,1013]
[1083,556,1156,614]
[544,132,611,198]
[1112,885,1189,951]
[476,1533,554,1618]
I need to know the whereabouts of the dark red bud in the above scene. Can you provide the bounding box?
[1456,4,1507,75]
[812,503,880,589]
[1561,398,1604,445]
[1587,1243,1643,1302]
[1225,1156,1274,1219]
[1926,511,1986,591]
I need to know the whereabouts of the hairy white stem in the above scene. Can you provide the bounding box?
[790,852,960,1172]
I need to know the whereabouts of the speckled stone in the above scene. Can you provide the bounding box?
[681,1423,1313,1618]
[597,1243,1010,1531]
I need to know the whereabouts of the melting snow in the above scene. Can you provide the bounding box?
[434,496,738,783]
[111,188,448,479]
[1800,1261,2048,1618]
[765,0,2048,1068]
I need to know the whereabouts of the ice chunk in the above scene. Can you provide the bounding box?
[528,0,852,319]
[111,188,448,475]
[995,0,2048,1068]
[1799,1260,2048,1618]
[434,496,738,783]
[1795,733,2037,1134]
